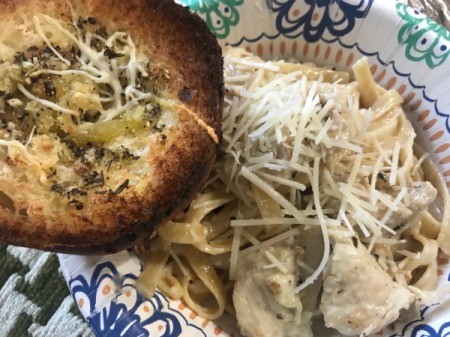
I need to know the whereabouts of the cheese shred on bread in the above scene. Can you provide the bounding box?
[0,0,223,253]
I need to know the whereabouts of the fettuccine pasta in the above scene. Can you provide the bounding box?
[136,47,450,336]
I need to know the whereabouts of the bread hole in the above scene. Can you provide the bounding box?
[18,208,28,219]
[0,191,15,213]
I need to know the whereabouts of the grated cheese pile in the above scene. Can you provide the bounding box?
[27,15,152,120]
[220,47,417,290]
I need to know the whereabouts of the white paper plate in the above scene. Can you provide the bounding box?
[59,0,450,336]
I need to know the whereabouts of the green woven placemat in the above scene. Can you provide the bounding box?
[0,245,94,337]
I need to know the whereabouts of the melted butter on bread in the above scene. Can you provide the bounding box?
[0,13,174,206]
[0,11,218,213]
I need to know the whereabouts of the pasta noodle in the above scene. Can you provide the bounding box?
[136,47,450,336]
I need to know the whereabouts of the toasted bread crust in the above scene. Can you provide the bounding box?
[0,0,223,253]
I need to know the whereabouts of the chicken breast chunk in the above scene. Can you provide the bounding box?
[233,231,322,337]
[320,239,414,336]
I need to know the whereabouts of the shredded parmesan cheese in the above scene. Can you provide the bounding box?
[240,228,300,258]
[30,15,153,121]
[389,142,401,185]
[229,226,242,280]
[264,251,289,273]
[293,158,330,293]
[0,139,47,183]
[412,152,429,173]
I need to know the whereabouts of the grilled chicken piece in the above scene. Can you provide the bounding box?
[233,229,323,337]
[320,238,414,336]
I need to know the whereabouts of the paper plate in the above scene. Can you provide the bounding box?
[59,0,450,336]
